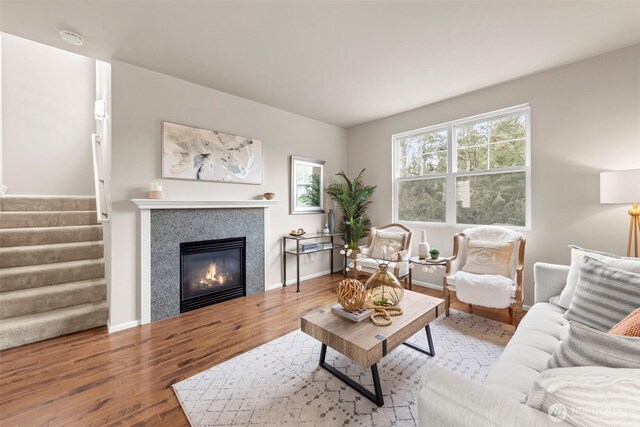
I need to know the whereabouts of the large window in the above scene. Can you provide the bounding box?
[393,105,530,228]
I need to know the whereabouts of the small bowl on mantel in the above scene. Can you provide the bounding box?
[263,192,276,200]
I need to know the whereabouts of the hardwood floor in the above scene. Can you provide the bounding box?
[0,274,516,426]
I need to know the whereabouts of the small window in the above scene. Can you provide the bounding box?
[393,106,530,229]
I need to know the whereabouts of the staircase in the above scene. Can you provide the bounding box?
[0,196,108,350]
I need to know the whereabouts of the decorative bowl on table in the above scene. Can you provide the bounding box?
[289,228,306,237]
[263,192,276,200]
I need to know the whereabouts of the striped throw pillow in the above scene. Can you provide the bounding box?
[557,245,640,309]
[527,367,640,427]
[546,321,640,369]
[564,257,640,332]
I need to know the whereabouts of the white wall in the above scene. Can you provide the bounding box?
[347,44,640,306]
[1,33,95,195]
[109,61,347,326]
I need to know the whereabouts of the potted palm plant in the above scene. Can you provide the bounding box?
[325,169,376,250]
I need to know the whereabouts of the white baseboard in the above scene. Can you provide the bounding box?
[411,280,442,291]
[267,269,334,291]
[107,319,141,333]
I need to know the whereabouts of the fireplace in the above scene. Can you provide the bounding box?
[180,237,246,313]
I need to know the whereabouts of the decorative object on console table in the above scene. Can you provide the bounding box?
[600,169,640,256]
[289,228,305,236]
[162,121,263,184]
[300,243,319,253]
[328,209,335,234]
[418,230,430,259]
[263,192,275,200]
[148,181,166,199]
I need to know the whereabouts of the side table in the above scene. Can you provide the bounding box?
[408,256,449,296]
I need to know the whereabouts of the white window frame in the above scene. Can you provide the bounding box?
[392,104,531,231]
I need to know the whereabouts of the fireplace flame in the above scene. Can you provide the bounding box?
[206,263,217,280]
[198,262,226,287]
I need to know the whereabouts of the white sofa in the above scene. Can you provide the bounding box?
[418,262,574,426]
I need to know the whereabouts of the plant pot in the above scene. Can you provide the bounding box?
[364,264,404,307]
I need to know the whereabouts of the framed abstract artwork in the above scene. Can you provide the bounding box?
[162,121,263,184]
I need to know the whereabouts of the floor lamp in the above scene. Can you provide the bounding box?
[600,169,640,257]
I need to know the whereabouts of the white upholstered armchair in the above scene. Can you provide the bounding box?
[355,224,413,288]
[444,226,526,325]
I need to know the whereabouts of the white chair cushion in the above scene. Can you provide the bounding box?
[356,258,409,278]
[370,231,407,259]
[447,271,515,308]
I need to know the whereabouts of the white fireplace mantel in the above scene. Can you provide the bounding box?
[131,198,279,209]
[132,198,279,325]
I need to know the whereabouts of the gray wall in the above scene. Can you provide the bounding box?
[1,33,95,195]
[347,44,640,306]
[109,61,348,327]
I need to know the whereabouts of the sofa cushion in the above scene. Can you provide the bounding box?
[483,303,569,402]
[610,307,640,337]
[557,245,640,309]
[565,257,640,332]
[546,321,640,369]
[355,257,409,277]
[527,367,640,427]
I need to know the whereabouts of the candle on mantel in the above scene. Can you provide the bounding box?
[148,182,166,199]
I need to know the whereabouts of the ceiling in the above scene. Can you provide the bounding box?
[1,1,639,128]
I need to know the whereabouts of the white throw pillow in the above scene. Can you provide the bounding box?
[371,231,406,260]
[461,239,514,277]
[527,367,640,427]
[556,246,640,309]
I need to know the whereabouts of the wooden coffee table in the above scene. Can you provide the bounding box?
[301,290,445,406]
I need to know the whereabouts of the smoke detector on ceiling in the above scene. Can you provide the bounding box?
[60,30,84,46]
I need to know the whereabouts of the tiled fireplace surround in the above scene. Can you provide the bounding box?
[133,200,277,323]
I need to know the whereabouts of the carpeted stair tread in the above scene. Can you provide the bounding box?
[0,225,103,247]
[0,279,106,319]
[0,211,98,229]
[0,241,104,268]
[0,259,105,292]
[0,301,108,350]
[0,195,96,212]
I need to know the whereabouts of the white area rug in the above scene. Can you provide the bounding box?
[173,310,514,426]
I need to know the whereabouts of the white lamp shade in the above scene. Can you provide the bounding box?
[600,169,640,204]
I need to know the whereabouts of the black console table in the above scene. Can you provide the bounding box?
[282,233,345,292]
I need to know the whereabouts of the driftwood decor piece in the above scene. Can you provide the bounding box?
[337,279,367,312]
